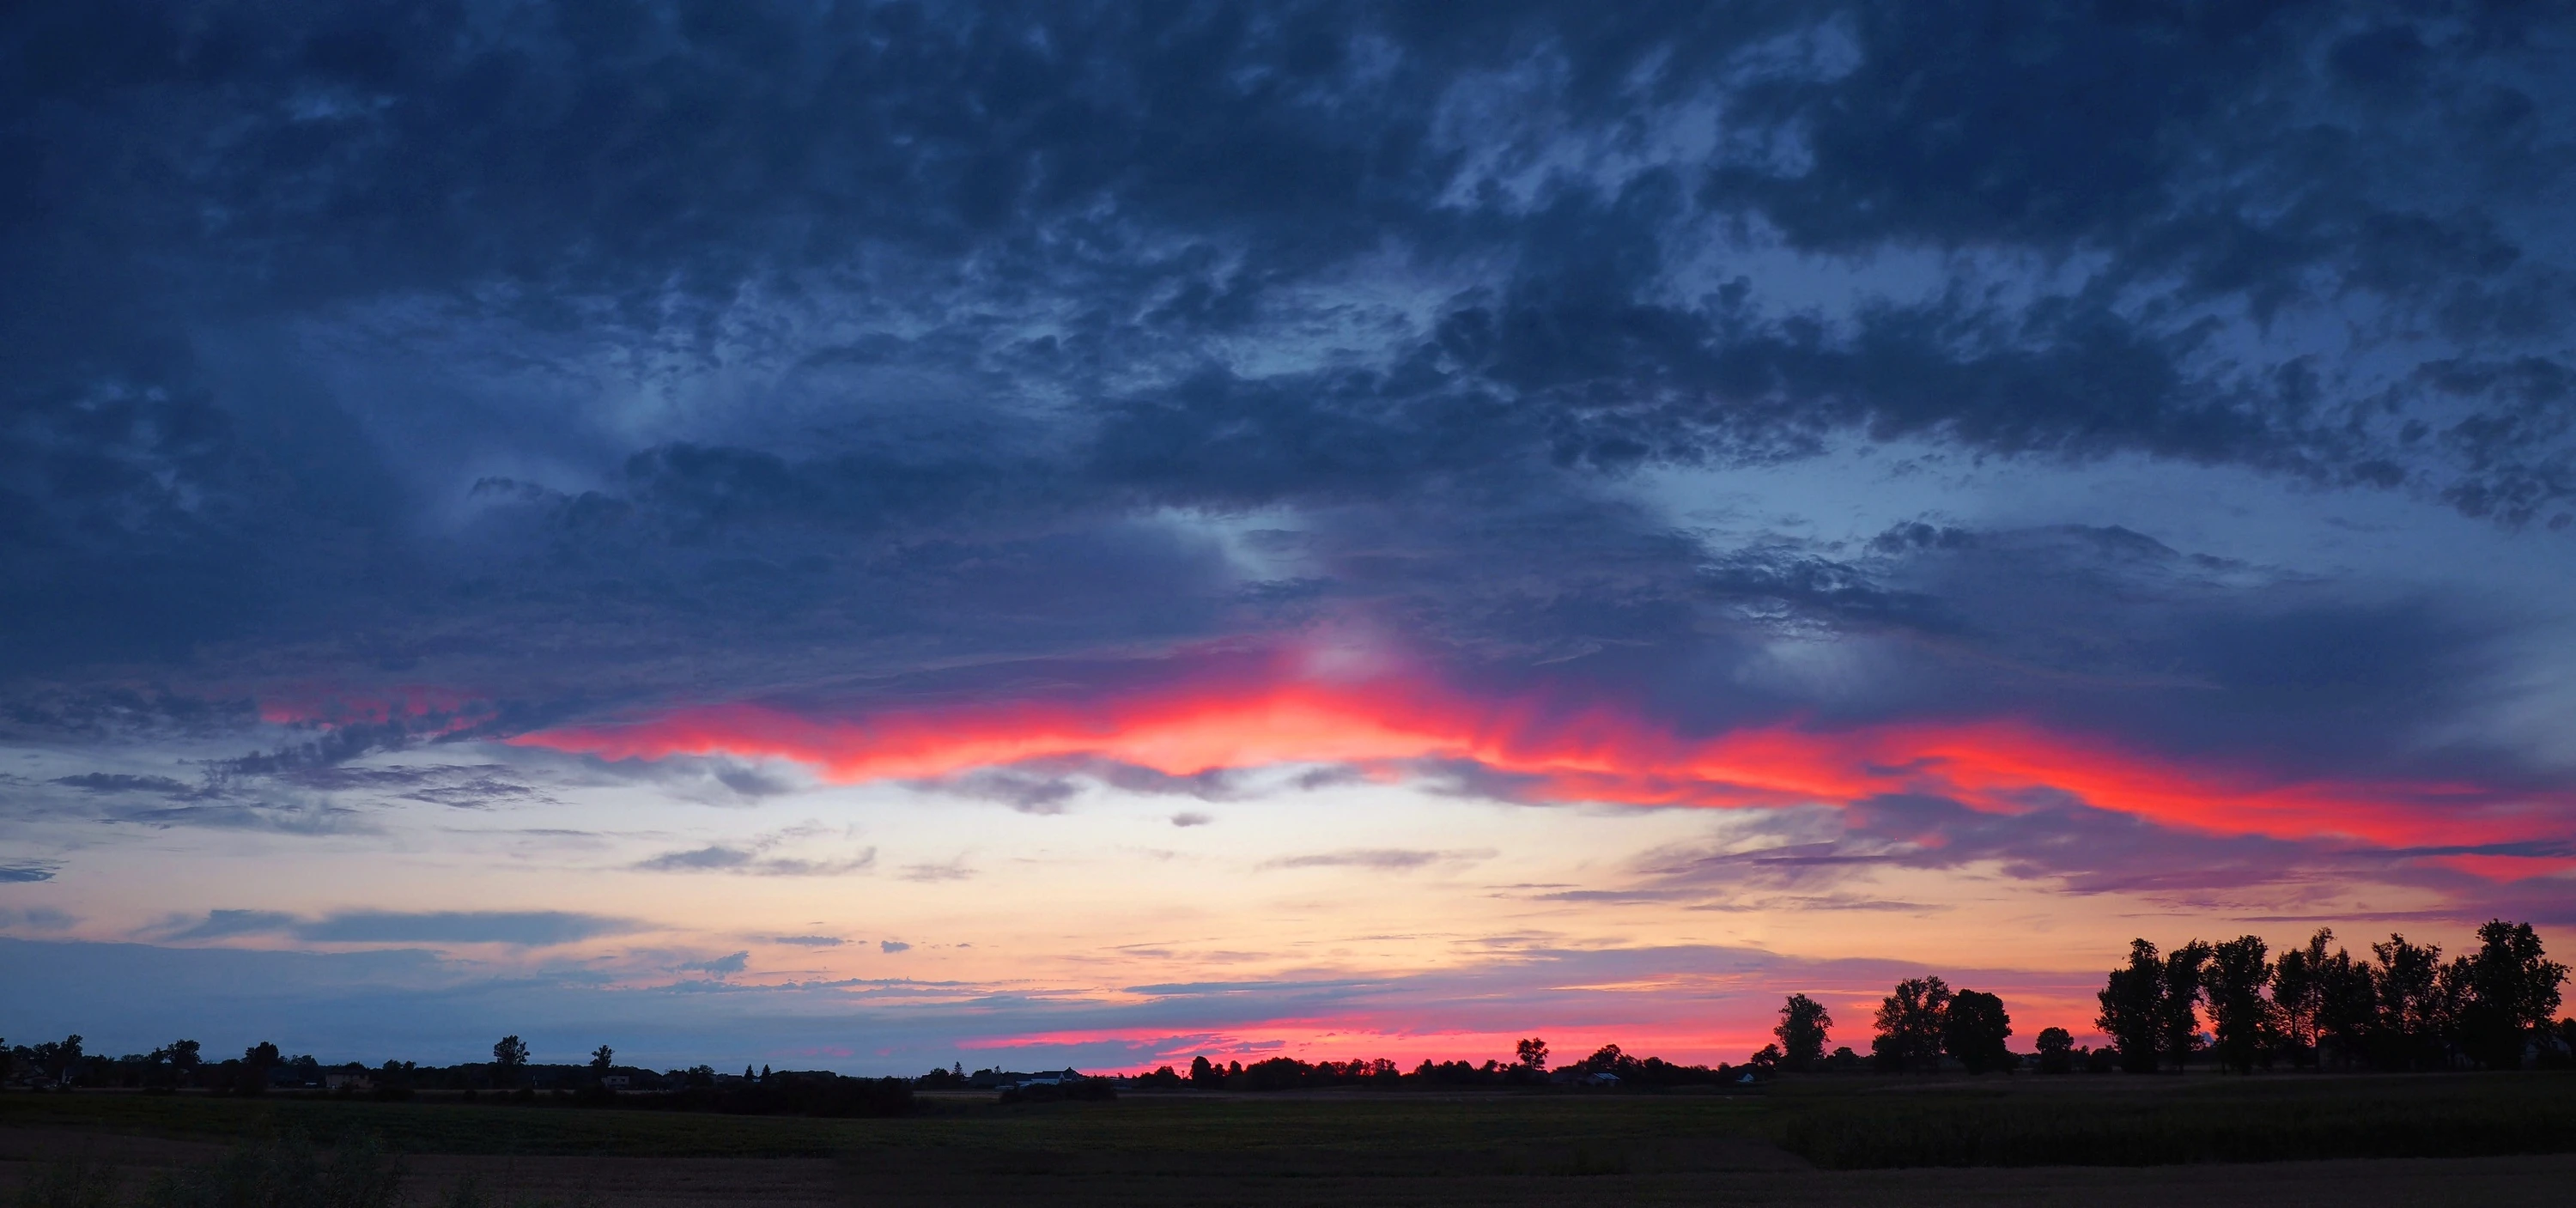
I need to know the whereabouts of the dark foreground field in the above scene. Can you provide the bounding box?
[4,1074,2573,1206]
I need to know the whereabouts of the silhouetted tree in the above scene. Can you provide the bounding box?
[2160,940,2213,1072]
[2459,920,2569,1070]
[33,1035,83,1086]
[590,1045,614,1071]
[147,1039,202,1089]
[1775,994,1833,1072]
[1942,989,2013,1073]
[1188,1055,1221,1088]
[1872,976,1951,1071]
[2271,929,2332,1068]
[491,1035,529,1088]
[2317,943,2377,1068]
[2097,939,2164,1072]
[2207,935,2274,1074]
[2371,934,2445,1069]
[2035,1027,2075,1074]
[240,1041,281,1096]
[1515,1037,1549,1071]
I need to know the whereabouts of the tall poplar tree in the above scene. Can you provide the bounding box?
[2160,940,2213,1072]
[2097,938,2165,1073]
[2207,935,2273,1074]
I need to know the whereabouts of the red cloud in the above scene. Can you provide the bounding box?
[513,650,2570,859]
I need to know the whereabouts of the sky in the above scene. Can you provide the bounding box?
[4,0,2576,1076]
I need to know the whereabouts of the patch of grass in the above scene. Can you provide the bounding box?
[0,1095,854,1158]
[1766,1073,2576,1169]
[0,1091,1769,1159]
[15,1076,2576,1174]
[14,1156,122,1208]
[134,1133,404,1208]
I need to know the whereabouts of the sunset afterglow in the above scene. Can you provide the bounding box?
[6,1,2573,1082]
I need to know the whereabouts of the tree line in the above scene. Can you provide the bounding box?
[2093,921,2567,1073]
[1757,918,2571,1077]
[11,920,2562,1100]
[1116,1042,1739,1091]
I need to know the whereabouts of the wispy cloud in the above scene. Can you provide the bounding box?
[898,858,975,883]
[632,844,876,877]
[1259,848,1497,872]
[153,908,648,947]
[679,950,750,976]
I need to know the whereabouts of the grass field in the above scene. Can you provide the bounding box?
[4,1076,2574,1205]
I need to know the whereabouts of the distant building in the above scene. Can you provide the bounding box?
[598,1075,629,1090]
[323,1071,374,1091]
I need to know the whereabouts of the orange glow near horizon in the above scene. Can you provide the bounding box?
[506,654,2571,862]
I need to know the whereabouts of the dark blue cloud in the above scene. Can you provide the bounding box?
[0,0,2571,862]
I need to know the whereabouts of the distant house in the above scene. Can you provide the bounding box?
[324,1071,374,1092]
[1010,1068,1084,1090]
[598,1075,629,1090]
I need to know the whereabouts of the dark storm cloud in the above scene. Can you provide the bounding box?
[1,0,2570,836]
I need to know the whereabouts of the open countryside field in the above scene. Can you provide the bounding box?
[5,1075,2576,1206]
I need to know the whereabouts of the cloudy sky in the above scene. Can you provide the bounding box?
[5,0,2575,1074]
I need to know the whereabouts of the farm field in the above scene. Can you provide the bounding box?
[3,1075,2573,1206]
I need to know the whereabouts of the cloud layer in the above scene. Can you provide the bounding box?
[3,0,2573,1068]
